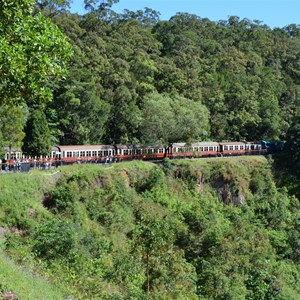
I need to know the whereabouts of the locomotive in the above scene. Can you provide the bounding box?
[2,140,282,169]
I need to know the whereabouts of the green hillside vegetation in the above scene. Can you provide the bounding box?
[1,158,300,299]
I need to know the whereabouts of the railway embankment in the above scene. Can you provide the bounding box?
[0,157,300,299]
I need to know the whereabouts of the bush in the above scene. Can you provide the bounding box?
[33,220,79,260]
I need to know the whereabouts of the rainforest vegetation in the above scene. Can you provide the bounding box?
[0,158,300,299]
[1,0,300,150]
[1,1,300,299]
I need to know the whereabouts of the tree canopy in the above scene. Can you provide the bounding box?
[36,5,300,147]
[140,92,210,146]
[0,0,72,106]
[2,1,300,152]
[0,0,72,156]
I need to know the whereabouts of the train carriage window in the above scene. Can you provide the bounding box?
[229,146,234,150]
[92,151,97,156]
[240,146,244,150]
[235,146,239,150]
[224,146,228,150]
[159,149,163,153]
[204,147,208,151]
[104,150,108,156]
[97,151,102,156]
[209,147,213,151]
[87,151,91,156]
[67,151,72,157]
[80,151,85,157]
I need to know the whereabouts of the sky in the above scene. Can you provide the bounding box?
[70,0,300,29]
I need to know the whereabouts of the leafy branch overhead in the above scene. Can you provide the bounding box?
[0,0,73,106]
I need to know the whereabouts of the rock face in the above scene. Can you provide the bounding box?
[213,180,246,206]
[2,291,18,300]
[0,226,7,238]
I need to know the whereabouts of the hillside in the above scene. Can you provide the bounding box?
[0,157,300,299]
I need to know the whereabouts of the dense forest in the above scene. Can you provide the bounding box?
[1,0,300,156]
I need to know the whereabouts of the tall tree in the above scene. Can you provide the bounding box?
[35,0,71,16]
[140,92,210,146]
[0,105,26,158]
[23,110,52,157]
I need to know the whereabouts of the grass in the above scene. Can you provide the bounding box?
[0,241,65,300]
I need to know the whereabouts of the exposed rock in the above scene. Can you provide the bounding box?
[92,176,108,188]
[196,173,205,192]
[0,226,7,238]
[2,291,19,300]
[42,191,56,210]
[213,179,246,206]
[120,169,130,188]
[28,208,37,218]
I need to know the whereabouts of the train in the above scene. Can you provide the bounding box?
[1,140,284,171]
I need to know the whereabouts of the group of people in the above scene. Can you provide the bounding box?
[0,158,23,172]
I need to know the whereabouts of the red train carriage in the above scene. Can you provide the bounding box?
[54,145,117,163]
[219,142,246,156]
[218,141,265,156]
[116,144,165,161]
[169,142,220,158]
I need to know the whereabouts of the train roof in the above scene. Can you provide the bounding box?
[173,142,219,147]
[56,145,115,151]
[191,142,220,147]
[219,142,245,146]
[115,144,163,149]
[244,141,262,144]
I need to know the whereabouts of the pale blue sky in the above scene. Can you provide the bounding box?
[70,0,300,29]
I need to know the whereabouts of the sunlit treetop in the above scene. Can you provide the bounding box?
[0,0,73,106]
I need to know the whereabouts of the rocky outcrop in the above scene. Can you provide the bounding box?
[213,180,246,205]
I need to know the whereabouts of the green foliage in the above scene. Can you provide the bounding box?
[140,92,210,146]
[0,105,26,151]
[1,158,300,299]
[282,122,300,176]
[33,220,79,260]
[0,131,6,159]
[0,0,72,106]
[0,251,66,299]
[19,5,300,145]
[23,109,51,156]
